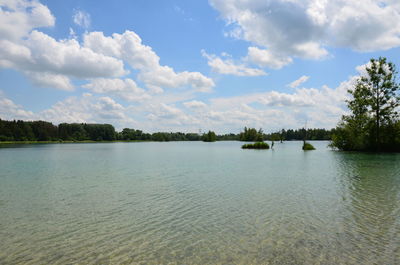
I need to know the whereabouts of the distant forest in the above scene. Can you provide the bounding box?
[0,118,334,142]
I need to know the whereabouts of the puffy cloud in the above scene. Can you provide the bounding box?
[0,0,55,41]
[84,31,215,92]
[210,0,400,68]
[288,75,310,88]
[25,30,126,79]
[206,75,355,130]
[40,94,135,127]
[73,9,90,29]
[201,50,267,76]
[26,71,74,91]
[0,1,127,91]
[83,78,151,102]
[145,103,197,126]
[247,47,293,69]
[183,100,207,109]
[0,0,213,94]
[0,91,35,120]
[0,91,136,129]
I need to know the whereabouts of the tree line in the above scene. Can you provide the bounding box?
[0,120,202,142]
[0,120,117,141]
[0,119,335,142]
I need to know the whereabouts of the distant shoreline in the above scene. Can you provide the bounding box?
[0,139,328,145]
[0,140,151,144]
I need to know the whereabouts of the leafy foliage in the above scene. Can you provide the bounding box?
[239,127,264,141]
[265,128,333,141]
[242,142,270,149]
[331,57,400,152]
[302,142,315,150]
[202,131,217,142]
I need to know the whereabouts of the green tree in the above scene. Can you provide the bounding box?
[239,127,263,141]
[202,130,216,142]
[331,57,400,151]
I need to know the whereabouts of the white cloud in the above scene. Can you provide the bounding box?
[205,74,355,131]
[39,93,136,127]
[201,50,267,76]
[183,100,207,109]
[0,91,35,120]
[73,9,90,29]
[84,31,215,92]
[0,0,55,41]
[247,47,293,69]
[25,30,126,79]
[83,78,151,102]
[288,75,310,88]
[26,71,74,91]
[0,91,137,129]
[0,0,213,94]
[210,0,400,68]
[0,1,127,91]
[145,103,197,126]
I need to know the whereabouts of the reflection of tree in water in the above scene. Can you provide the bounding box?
[335,152,400,264]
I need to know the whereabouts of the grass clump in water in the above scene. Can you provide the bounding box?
[242,142,270,149]
[302,142,316,150]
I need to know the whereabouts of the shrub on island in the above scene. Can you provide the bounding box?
[302,142,315,150]
[242,142,270,149]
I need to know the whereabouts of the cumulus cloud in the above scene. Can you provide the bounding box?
[201,50,267,76]
[0,91,35,120]
[210,0,400,68]
[145,103,197,127]
[0,0,213,94]
[26,71,74,91]
[247,47,293,69]
[0,30,127,90]
[288,75,310,88]
[73,9,90,29]
[40,93,135,127]
[0,90,138,129]
[183,100,207,109]
[84,31,215,92]
[26,30,126,78]
[201,67,360,131]
[83,78,151,102]
[0,1,127,91]
[0,0,55,41]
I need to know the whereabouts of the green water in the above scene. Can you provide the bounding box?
[0,141,399,264]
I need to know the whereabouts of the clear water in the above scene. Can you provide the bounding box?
[0,141,399,264]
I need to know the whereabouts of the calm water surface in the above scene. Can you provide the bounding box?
[0,141,399,264]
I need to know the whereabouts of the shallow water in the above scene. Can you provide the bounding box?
[0,141,399,264]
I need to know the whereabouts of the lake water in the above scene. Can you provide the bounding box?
[0,141,399,264]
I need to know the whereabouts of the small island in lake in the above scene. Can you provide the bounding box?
[242,142,270,149]
[302,142,316,150]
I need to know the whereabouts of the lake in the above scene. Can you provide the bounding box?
[0,141,399,264]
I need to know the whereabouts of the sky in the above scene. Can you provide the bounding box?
[1,0,400,133]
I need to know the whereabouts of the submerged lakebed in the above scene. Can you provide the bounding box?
[0,141,399,264]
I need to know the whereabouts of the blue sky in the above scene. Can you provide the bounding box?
[1,0,400,133]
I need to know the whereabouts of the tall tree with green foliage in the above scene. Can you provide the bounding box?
[331,57,400,152]
[239,127,264,141]
[202,130,216,142]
